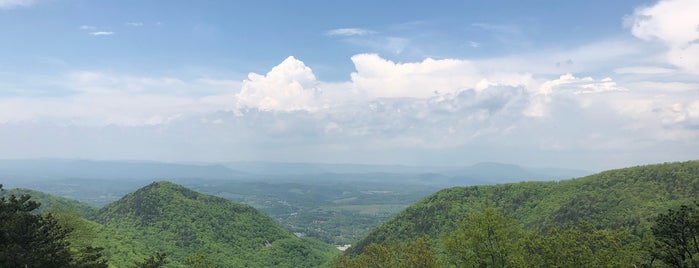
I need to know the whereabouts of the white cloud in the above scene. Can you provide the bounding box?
[79,25,97,30]
[614,66,675,74]
[628,0,699,73]
[326,28,375,37]
[0,0,33,9]
[349,54,481,99]
[235,56,322,112]
[90,31,115,36]
[126,22,143,27]
[525,74,626,118]
[349,54,533,99]
[538,73,625,95]
[1,49,697,169]
[0,72,236,126]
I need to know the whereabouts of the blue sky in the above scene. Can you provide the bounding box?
[1,0,698,170]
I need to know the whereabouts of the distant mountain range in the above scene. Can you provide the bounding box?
[0,159,240,181]
[0,158,590,185]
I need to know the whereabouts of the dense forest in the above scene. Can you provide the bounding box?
[338,161,699,267]
[1,182,338,267]
[2,161,698,267]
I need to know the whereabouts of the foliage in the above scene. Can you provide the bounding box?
[333,236,439,268]
[443,208,526,267]
[347,161,699,257]
[133,252,168,268]
[0,184,106,268]
[192,178,437,245]
[183,253,216,268]
[340,161,699,267]
[340,210,645,267]
[0,187,99,218]
[95,181,338,267]
[649,202,699,267]
[525,222,644,267]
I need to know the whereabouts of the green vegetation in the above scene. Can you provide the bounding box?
[0,187,99,218]
[95,181,338,267]
[0,184,108,268]
[649,202,699,267]
[191,179,436,245]
[1,181,338,267]
[340,161,699,267]
[3,161,699,267]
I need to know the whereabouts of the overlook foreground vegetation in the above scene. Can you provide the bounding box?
[338,161,699,267]
[1,161,698,267]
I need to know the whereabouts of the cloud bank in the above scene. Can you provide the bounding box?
[1,0,698,169]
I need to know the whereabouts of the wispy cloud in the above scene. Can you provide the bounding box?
[326,28,376,37]
[79,25,97,30]
[0,0,34,9]
[90,31,115,36]
[125,22,143,27]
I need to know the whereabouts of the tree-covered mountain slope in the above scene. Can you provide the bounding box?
[347,161,699,257]
[95,181,338,267]
[0,187,98,218]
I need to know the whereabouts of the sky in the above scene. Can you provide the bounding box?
[0,0,698,171]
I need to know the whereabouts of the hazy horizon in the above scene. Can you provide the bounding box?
[1,0,698,171]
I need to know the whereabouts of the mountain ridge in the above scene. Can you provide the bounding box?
[95,181,337,267]
[347,160,699,256]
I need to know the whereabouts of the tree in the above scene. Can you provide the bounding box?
[397,236,439,268]
[525,222,640,267]
[51,206,108,268]
[133,252,168,268]
[0,184,108,268]
[0,184,73,267]
[184,253,216,268]
[443,207,526,267]
[650,203,699,267]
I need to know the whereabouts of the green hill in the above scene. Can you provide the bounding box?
[96,181,337,267]
[0,187,98,218]
[346,161,699,258]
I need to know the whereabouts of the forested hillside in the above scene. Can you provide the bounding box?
[95,181,338,267]
[1,181,338,267]
[341,161,699,267]
[3,161,699,267]
[0,188,98,218]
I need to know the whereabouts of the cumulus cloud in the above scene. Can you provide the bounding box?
[538,73,624,95]
[1,50,697,169]
[326,28,375,37]
[349,54,534,99]
[525,74,627,118]
[235,56,322,112]
[0,0,33,9]
[349,54,481,99]
[628,0,699,73]
[90,31,115,36]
